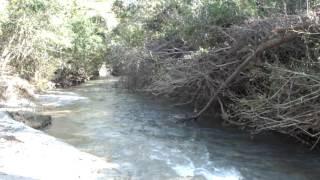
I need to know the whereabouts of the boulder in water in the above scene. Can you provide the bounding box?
[8,111,52,129]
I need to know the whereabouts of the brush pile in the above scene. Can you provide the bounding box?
[117,14,320,148]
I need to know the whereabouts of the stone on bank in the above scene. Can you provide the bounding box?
[0,112,119,180]
[7,111,52,130]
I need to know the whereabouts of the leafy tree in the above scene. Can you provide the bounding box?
[0,0,107,88]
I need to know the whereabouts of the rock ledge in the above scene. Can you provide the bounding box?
[0,112,119,180]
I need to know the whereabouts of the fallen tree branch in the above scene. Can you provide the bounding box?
[178,31,300,122]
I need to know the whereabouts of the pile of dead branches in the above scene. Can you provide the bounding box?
[119,14,320,148]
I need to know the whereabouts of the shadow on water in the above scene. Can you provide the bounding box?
[43,78,320,180]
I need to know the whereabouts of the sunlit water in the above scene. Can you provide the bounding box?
[41,78,320,180]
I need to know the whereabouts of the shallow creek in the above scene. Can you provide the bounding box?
[40,78,320,180]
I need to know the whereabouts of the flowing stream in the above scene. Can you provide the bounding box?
[41,78,320,180]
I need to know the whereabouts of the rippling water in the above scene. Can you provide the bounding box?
[42,78,320,180]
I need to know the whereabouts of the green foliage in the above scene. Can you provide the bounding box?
[70,13,106,72]
[108,0,319,54]
[197,0,248,26]
[9,0,51,13]
[113,23,146,46]
[110,0,255,48]
[0,0,107,88]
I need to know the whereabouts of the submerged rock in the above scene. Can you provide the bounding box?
[8,111,52,129]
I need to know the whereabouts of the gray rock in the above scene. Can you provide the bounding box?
[7,112,52,129]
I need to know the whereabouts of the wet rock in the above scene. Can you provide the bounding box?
[52,67,89,88]
[8,112,51,129]
[90,70,100,80]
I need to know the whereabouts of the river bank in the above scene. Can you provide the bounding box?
[0,111,119,180]
[0,76,120,179]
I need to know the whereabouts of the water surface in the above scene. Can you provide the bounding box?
[43,79,320,180]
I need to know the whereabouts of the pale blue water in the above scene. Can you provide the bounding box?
[43,79,320,180]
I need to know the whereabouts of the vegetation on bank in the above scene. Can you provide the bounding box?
[0,0,107,88]
[107,0,320,149]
